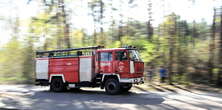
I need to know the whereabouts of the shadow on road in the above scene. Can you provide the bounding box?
[26,89,165,110]
[148,85,166,92]
[171,84,193,93]
[31,89,164,105]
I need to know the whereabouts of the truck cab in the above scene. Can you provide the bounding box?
[96,48,144,81]
[35,46,144,94]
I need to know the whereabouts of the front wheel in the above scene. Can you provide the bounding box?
[105,78,120,95]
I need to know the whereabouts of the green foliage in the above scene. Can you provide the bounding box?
[0,38,24,83]
[21,41,35,83]
[107,41,121,48]
[107,35,156,63]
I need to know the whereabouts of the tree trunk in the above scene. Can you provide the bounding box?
[191,21,197,47]
[208,8,216,83]
[59,0,71,48]
[89,1,97,45]
[118,0,123,46]
[56,12,62,49]
[168,45,173,84]
[99,0,105,45]
[147,21,153,40]
[147,0,153,40]
[217,8,222,86]
[168,15,177,85]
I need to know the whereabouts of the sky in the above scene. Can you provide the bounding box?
[0,0,221,45]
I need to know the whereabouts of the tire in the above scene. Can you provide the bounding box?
[105,78,120,95]
[50,77,66,92]
[121,84,132,92]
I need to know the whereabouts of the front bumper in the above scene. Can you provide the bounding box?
[119,77,144,84]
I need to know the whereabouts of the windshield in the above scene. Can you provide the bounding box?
[129,50,142,61]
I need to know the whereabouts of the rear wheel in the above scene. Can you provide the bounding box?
[121,84,132,92]
[105,78,120,95]
[50,77,66,92]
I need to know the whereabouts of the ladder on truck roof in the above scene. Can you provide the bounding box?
[36,46,104,58]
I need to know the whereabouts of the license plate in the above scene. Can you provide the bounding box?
[69,84,76,88]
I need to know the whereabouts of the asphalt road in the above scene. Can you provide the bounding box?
[0,84,222,110]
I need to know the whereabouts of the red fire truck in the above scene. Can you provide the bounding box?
[35,46,144,94]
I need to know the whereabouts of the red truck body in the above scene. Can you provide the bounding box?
[35,46,144,94]
[49,57,80,83]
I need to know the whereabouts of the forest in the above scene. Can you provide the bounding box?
[0,0,222,86]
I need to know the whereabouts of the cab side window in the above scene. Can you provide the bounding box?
[100,52,112,61]
[115,51,128,61]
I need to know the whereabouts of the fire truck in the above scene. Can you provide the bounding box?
[35,46,144,94]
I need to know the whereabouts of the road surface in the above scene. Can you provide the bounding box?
[0,84,222,110]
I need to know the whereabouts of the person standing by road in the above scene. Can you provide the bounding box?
[159,66,167,83]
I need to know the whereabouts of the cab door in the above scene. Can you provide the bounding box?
[114,51,130,74]
[98,51,113,73]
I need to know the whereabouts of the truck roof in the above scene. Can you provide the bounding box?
[36,46,137,58]
[97,48,126,51]
[97,48,137,52]
[36,46,103,55]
